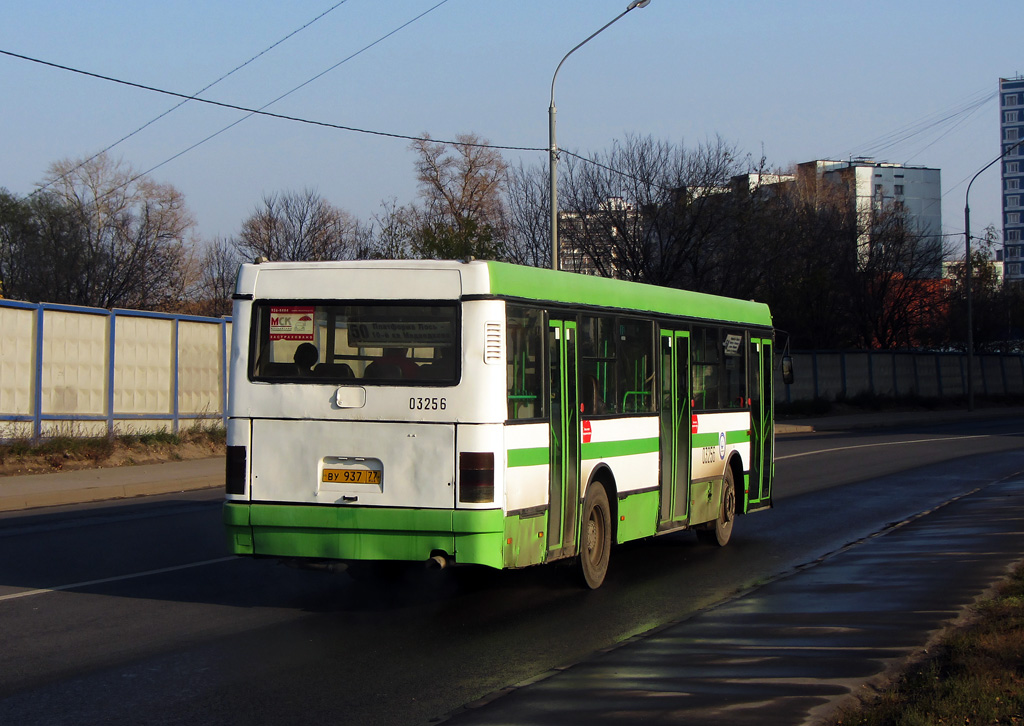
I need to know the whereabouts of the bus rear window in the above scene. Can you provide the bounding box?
[250,302,458,385]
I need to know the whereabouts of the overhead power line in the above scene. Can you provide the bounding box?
[0,46,545,151]
[0,7,541,160]
[108,0,472,196]
[839,86,996,163]
[32,1,352,197]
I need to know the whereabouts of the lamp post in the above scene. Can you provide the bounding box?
[964,137,1024,411]
[549,0,651,272]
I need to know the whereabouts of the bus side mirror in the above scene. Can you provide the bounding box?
[781,355,794,385]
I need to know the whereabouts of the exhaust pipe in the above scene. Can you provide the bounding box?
[426,554,450,570]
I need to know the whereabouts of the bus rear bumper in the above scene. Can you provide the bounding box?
[223,502,505,569]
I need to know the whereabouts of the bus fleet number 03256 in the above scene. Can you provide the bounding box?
[409,397,447,411]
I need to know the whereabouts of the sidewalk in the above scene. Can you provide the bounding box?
[0,456,223,512]
[775,404,1024,434]
[440,468,1024,726]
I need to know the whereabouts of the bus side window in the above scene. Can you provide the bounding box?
[580,314,616,415]
[617,318,655,413]
[692,326,722,411]
[507,305,545,420]
[722,331,746,407]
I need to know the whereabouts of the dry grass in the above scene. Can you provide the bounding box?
[0,422,225,476]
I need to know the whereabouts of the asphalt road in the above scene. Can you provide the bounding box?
[1,418,1022,726]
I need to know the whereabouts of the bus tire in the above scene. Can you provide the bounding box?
[578,483,611,589]
[697,467,735,547]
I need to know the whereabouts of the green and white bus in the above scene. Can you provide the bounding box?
[223,260,777,588]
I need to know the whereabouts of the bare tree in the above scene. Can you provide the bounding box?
[186,236,241,317]
[557,135,751,287]
[847,205,947,349]
[236,189,361,262]
[502,161,550,268]
[932,225,1012,352]
[362,198,415,260]
[8,153,195,310]
[407,133,509,260]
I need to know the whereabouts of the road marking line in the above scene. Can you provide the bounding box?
[775,432,1019,461]
[0,556,236,602]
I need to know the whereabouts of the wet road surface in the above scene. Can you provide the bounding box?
[0,419,1022,725]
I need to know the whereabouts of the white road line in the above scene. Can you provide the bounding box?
[0,556,236,602]
[775,432,1020,461]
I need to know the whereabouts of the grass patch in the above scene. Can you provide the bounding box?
[0,434,116,465]
[0,422,225,473]
[829,563,1024,725]
[186,418,227,444]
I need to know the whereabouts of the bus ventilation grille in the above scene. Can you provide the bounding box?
[484,321,503,364]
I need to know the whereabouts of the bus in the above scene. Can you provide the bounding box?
[223,260,778,589]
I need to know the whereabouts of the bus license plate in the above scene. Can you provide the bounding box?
[321,469,381,485]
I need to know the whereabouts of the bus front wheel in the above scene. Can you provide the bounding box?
[578,484,611,589]
[697,468,735,547]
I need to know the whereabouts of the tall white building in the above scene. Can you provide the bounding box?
[736,160,943,277]
[1001,76,1024,282]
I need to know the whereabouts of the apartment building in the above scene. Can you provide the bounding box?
[1001,76,1024,282]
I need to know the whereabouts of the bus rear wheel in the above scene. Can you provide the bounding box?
[578,484,611,589]
[697,467,735,547]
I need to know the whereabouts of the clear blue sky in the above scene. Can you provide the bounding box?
[1,0,1020,253]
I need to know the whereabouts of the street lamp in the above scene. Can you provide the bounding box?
[549,0,651,272]
[964,137,1024,411]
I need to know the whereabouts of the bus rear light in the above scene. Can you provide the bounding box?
[226,446,247,495]
[459,452,494,503]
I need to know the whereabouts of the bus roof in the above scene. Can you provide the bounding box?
[482,262,773,329]
[236,259,773,329]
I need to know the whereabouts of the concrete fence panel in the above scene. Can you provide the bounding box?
[913,355,940,397]
[1007,357,1024,395]
[935,355,964,398]
[178,319,226,416]
[0,304,37,438]
[777,350,1024,404]
[980,355,1006,396]
[0,299,230,441]
[814,353,846,400]
[843,353,871,398]
[41,308,109,437]
[893,354,917,396]
[113,313,175,432]
[871,353,896,397]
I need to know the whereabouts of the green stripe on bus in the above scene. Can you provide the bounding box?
[691,429,751,448]
[508,437,659,467]
[582,437,659,459]
[727,429,751,445]
[508,447,549,467]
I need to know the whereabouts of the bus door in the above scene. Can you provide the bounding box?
[658,329,691,528]
[748,337,773,509]
[547,319,581,559]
